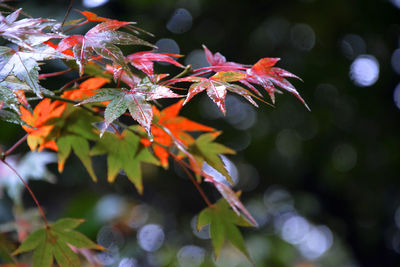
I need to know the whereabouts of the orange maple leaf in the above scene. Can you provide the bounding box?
[62,77,109,101]
[78,10,110,22]
[20,99,65,151]
[143,100,214,167]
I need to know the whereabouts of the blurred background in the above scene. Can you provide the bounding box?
[1,0,400,266]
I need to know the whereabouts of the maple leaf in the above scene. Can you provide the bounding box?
[57,19,154,76]
[77,10,154,37]
[80,88,153,136]
[127,51,184,78]
[246,58,310,109]
[196,46,261,96]
[43,40,74,57]
[174,72,258,114]
[202,45,247,71]
[48,106,101,182]
[0,109,29,126]
[135,76,182,100]
[0,45,68,97]
[78,77,182,136]
[78,11,109,22]
[90,129,159,193]
[0,77,34,126]
[62,77,110,101]
[143,100,214,167]
[199,46,309,109]
[0,8,64,50]
[197,195,254,260]
[13,218,103,267]
[0,234,16,264]
[20,98,65,151]
[0,83,22,114]
[57,135,97,182]
[105,64,141,88]
[189,131,235,183]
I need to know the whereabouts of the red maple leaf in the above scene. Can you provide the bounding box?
[127,51,184,78]
[202,45,247,71]
[57,19,152,75]
[246,58,309,109]
[171,47,308,111]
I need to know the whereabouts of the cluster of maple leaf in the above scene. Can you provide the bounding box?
[0,7,308,266]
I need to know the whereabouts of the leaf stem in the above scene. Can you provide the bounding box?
[109,124,122,137]
[54,75,90,94]
[1,134,28,161]
[0,160,49,228]
[39,68,73,80]
[193,65,248,73]
[61,0,75,29]
[168,65,192,81]
[169,153,212,207]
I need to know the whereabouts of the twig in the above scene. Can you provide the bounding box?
[54,75,89,94]
[169,65,192,81]
[109,124,122,137]
[193,65,248,73]
[1,134,28,161]
[169,153,212,207]
[61,0,74,29]
[39,68,73,80]
[63,20,88,33]
[0,160,49,228]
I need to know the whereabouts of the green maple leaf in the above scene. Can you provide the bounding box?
[190,131,235,184]
[90,129,159,193]
[77,88,153,136]
[77,79,181,137]
[197,196,254,261]
[53,107,101,182]
[57,135,97,181]
[13,218,103,267]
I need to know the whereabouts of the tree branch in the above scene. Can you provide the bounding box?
[169,153,212,207]
[39,68,73,80]
[168,65,192,81]
[1,134,28,161]
[0,159,49,228]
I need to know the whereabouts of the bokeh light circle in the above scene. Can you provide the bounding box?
[137,224,165,252]
[349,55,379,87]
